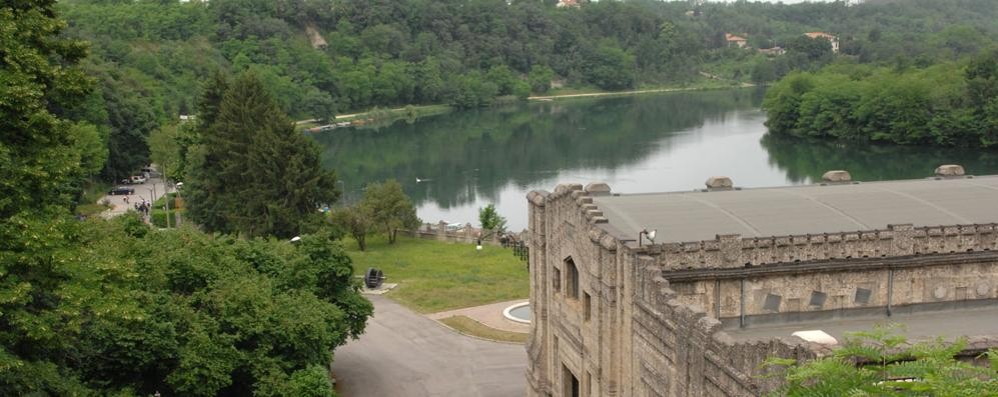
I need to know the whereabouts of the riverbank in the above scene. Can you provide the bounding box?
[296,104,452,132]
[529,79,755,101]
[297,79,756,128]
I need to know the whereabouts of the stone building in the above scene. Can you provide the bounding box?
[525,166,998,396]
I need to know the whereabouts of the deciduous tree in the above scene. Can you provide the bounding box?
[479,204,507,239]
[361,180,420,244]
[767,325,998,396]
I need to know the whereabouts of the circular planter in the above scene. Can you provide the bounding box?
[503,302,531,324]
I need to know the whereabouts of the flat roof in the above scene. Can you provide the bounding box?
[593,175,998,243]
[724,305,998,342]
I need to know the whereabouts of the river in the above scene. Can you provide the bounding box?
[314,88,998,231]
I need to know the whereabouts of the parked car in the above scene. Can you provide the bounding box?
[109,186,135,195]
[129,175,147,184]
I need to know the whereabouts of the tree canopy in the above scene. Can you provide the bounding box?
[479,204,508,237]
[360,180,420,244]
[186,72,340,238]
[762,47,998,148]
[768,325,998,396]
[2,216,372,396]
[2,3,370,395]
[1,0,94,218]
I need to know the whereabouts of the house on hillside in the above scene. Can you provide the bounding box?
[725,33,748,49]
[758,46,786,56]
[805,31,839,53]
[557,0,581,8]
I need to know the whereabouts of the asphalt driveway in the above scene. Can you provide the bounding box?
[99,177,170,218]
[331,295,527,397]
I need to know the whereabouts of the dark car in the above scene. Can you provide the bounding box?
[109,186,135,195]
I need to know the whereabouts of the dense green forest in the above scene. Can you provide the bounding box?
[1,1,370,395]
[57,0,998,181]
[762,48,998,147]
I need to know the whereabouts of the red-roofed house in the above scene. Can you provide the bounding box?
[805,32,839,53]
[725,33,748,49]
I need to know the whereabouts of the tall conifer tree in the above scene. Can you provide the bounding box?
[187,72,339,238]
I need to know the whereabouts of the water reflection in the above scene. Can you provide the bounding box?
[314,88,998,230]
[761,134,998,183]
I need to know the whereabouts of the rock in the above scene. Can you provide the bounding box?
[935,164,965,177]
[705,176,733,190]
[821,170,852,183]
[584,182,612,195]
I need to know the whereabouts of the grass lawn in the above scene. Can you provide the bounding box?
[344,235,528,314]
[439,316,527,344]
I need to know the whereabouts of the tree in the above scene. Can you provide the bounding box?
[186,72,341,238]
[584,41,636,90]
[1,0,92,218]
[360,180,420,244]
[330,204,373,251]
[529,64,555,94]
[149,124,183,181]
[766,325,998,396]
[966,48,998,146]
[785,35,833,66]
[478,204,507,239]
[301,88,337,122]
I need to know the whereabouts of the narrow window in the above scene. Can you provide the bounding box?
[552,266,561,292]
[583,291,592,321]
[565,258,579,299]
[586,372,592,396]
[563,365,580,397]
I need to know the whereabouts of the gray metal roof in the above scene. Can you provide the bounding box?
[593,175,998,243]
[725,305,998,342]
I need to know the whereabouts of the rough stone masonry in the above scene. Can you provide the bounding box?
[526,167,998,397]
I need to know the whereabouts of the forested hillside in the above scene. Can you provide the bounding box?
[57,0,998,180]
[762,48,998,148]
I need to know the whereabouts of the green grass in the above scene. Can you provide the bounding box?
[75,179,112,217]
[344,235,528,314]
[439,315,527,344]
[76,203,110,217]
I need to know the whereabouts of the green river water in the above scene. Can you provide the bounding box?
[314,88,998,230]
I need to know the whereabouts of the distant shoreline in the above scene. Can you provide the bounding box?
[297,82,760,128]
[528,83,757,102]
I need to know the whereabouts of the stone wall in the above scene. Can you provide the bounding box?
[406,221,528,245]
[667,258,998,328]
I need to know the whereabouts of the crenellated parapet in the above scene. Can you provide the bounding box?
[656,223,998,270]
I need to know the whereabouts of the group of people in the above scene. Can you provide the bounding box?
[122,195,151,216]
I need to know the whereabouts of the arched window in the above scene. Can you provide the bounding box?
[565,257,579,299]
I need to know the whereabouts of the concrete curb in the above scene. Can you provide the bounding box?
[432,316,527,346]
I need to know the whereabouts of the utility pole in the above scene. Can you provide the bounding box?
[162,167,171,228]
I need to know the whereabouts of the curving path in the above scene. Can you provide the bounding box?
[332,295,527,397]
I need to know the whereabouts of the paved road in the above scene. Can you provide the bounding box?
[332,296,527,397]
[100,177,171,218]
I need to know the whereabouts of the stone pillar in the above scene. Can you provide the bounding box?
[526,190,550,397]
